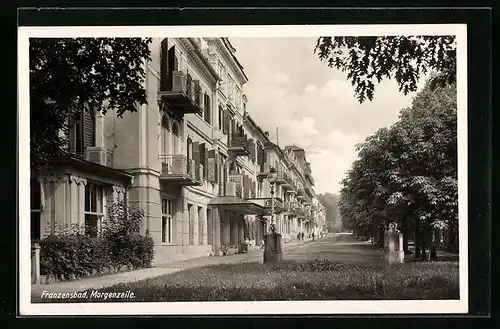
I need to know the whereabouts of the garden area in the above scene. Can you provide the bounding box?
[37,259,459,302]
[37,201,155,284]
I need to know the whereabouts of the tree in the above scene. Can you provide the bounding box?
[338,80,457,257]
[318,193,339,231]
[30,38,152,172]
[314,36,456,103]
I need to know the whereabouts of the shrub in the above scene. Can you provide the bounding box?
[39,201,155,281]
[39,224,112,280]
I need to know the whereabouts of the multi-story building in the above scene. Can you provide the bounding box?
[30,37,324,265]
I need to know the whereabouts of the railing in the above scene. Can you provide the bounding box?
[228,174,243,198]
[68,147,114,167]
[228,134,250,149]
[158,155,203,182]
[285,201,297,211]
[169,70,203,106]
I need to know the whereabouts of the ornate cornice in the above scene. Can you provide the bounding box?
[177,38,220,85]
[68,175,87,185]
[205,38,248,86]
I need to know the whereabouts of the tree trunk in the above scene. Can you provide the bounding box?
[430,228,438,261]
[402,222,409,254]
[414,219,421,258]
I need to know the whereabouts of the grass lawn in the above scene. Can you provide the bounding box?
[37,260,459,302]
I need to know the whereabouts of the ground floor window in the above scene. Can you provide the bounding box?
[84,183,105,238]
[162,198,173,244]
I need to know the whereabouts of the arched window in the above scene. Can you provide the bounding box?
[172,122,180,154]
[204,93,211,125]
[161,115,170,155]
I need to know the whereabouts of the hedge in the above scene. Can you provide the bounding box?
[39,201,154,281]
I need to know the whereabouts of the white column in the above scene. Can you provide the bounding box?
[69,177,79,229]
[70,175,87,233]
[201,207,208,245]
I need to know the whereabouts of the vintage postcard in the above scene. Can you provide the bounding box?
[19,24,468,315]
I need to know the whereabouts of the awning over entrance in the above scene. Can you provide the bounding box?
[209,196,268,215]
[246,198,286,215]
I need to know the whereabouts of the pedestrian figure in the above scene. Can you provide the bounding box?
[312,232,315,241]
[301,232,305,241]
[260,238,265,249]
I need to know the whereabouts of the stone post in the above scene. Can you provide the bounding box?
[31,243,40,285]
[384,223,404,264]
[263,233,282,264]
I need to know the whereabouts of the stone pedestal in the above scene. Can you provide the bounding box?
[384,230,404,264]
[31,243,40,285]
[263,233,282,264]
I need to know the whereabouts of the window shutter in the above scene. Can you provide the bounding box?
[207,150,216,182]
[192,142,200,164]
[204,95,211,124]
[83,109,95,151]
[160,39,169,91]
[199,143,206,178]
[166,45,177,91]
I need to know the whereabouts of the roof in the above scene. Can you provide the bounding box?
[223,38,250,82]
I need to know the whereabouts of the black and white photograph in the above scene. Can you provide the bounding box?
[19,23,468,315]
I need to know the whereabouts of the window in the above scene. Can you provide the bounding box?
[162,198,173,244]
[84,183,105,238]
[218,105,223,130]
[171,122,180,154]
[30,178,41,241]
[69,109,95,158]
[161,115,170,155]
[204,93,211,125]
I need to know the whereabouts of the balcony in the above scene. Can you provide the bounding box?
[158,70,203,115]
[275,169,286,185]
[228,134,252,157]
[69,147,113,167]
[284,201,298,213]
[281,173,295,191]
[158,155,203,186]
[295,207,308,218]
[257,163,271,179]
[228,174,244,198]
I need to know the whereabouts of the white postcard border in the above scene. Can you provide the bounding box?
[18,24,468,315]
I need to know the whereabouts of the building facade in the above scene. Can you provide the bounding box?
[30,37,325,265]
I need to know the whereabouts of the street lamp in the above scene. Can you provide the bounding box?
[267,167,278,234]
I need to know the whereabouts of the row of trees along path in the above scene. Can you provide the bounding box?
[315,36,458,259]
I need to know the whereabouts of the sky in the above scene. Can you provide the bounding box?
[230,37,426,195]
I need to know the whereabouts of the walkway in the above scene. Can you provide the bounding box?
[31,236,319,298]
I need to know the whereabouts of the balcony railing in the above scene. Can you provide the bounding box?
[158,70,203,115]
[158,155,203,186]
[275,168,286,184]
[68,147,113,167]
[228,174,244,198]
[257,163,271,179]
[228,134,252,157]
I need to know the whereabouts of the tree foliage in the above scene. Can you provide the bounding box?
[338,80,457,243]
[317,193,340,230]
[315,36,456,103]
[30,38,152,172]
